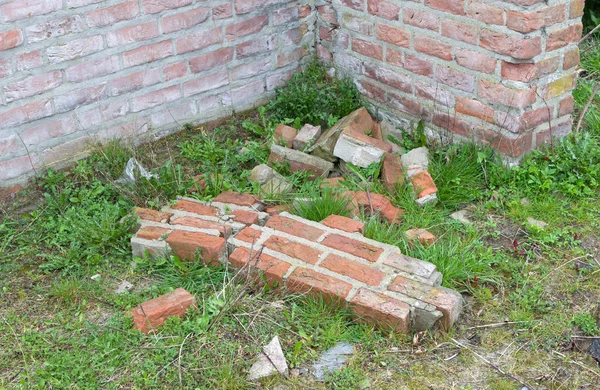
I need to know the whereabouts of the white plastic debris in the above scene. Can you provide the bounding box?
[116,158,157,184]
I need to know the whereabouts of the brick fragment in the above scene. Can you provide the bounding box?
[411,170,438,199]
[229,247,291,285]
[321,254,385,285]
[264,235,322,264]
[287,268,353,302]
[230,210,259,226]
[234,226,263,243]
[381,152,404,192]
[321,215,364,234]
[274,124,298,148]
[0,29,23,52]
[134,207,173,223]
[349,288,410,333]
[166,230,226,264]
[347,191,404,224]
[130,288,196,333]
[265,215,324,241]
[405,228,436,246]
[321,234,384,262]
[265,204,292,216]
[269,145,334,179]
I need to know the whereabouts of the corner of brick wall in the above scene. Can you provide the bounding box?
[316,0,584,159]
[0,0,315,185]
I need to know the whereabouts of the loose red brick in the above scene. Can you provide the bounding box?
[274,124,297,148]
[287,267,353,302]
[0,29,22,52]
[389,276,462,330]
[414,35,453,61]
[170,216,231,236]
[411,170,437,199]
[455,98,494,123]
[403,8,439,31]
[213,191,260,207]
[142,0,192,14]
[467,2,503,25]
[134,207,173,223]
[349,288,410,333]
[405,228,436,246]
[479,79,537,109]
[321,254,385,285]
[455,48,497,74]
[234,226,263,243]
[166,230,226,264]
[264,235,322,264]
[425,0,465,15]
[380,152,404,192]
[348,191,404,224]
[86,1,138,28]
[172,200,218,216]
[137,226,170,240]
[131,288,196,333]
[480,30,541,60]
[441,19,478,44]
[547,23,583,51]
[352,38,383,60]
[377,24,410,47]
[367,0,400,20]
[321,234,384,262]
[230,210,259,226]
[321,215,364,234]
[265,215,325,241]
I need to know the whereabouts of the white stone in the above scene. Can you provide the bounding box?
[333,132,386,167]
[416,193,437,206]
[248,336,288,381]
[115,280,134,294]
[401,147,429,178]
[449,209,472,225]
[249,164,275,185]
[527,217,547,229]
[90,274,101,281]
[293,124,321,150]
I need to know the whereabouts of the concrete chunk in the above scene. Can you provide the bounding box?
[293,124,321,150]
[268,144,334,179]
[401,147,429,178]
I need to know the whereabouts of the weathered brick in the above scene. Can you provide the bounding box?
[226,15,268,41]
[403,8,439,31]
[367,0,400,20]
[402,54,434,77]
[229,247,291,285]
[142,0,192,14]
[269,144,334,179]
[123,40,174,67]
[365,64,412,93]
[466,2,503,25]
[213,191,261,207]
[414,35,452,61]
[86,1,139,28]
[479,79,537,109]
[381,152,404,192]
[183,70,229,97]
[66,55,121,83]
[455,98,494,122]
[425,0,465,15]
[411,170,437,199]
[130,288,196,333]
[546,73,577,99]
[131,85,181,113]
[352,38,383,60]
[405,228,436,246]
[163,61,187,81]
[54,84,107,113]
[547,23,583,51]
[321,234,384,262]
[47,35,104,64]
[171,216,231,236]
[321,254,385,285]
[480,30,541,60]
[106,21,159,47]
[173,200,218,216]
[2,0,62,22]
[321,214,364,234]
[137,226,170,240]
[347,191,404,224]
[287,268,353,302]
[441,19,478,44]
[166,230,226,264]
[134,207,173,223]
[161,7,209,34]
[349,288,411,333]
[435,67,475,93]
[175,27,222,54]
[377,24,410,47]
[235,226,263,243]
[4,71,62,103]
[0,29,23,51]
[455,48,497,74]
[264,235,322,264]
[265,215,325,241]
[213,3,233,19]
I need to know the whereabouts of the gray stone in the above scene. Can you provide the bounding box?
[115,280,134,294]
[248,336,288,381]
[293,124,321,150]
[416,193,437,206]
[413,306,444,331]
[269,144,334,179]
[249,164,275,185]
[379,119,403,143]
[401,147,429,179]
[449,209,472,225]
[333,131,388,168]
[261,175,293,195]
[312,342,355,380]
[527,217,547,229]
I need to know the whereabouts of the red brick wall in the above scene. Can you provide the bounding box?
[316,0,583,158]
[0,0,313,184]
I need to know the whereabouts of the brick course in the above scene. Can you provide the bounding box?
[131,192,463,332]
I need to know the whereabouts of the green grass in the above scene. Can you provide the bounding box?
[291,186,352,222]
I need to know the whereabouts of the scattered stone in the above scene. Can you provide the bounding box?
[249,164,276,184]
[346,191,404,224]
[521,198,531,206]
[293,124,321,150]
[249,164,293,194]
[309,107,375,162]
[269,144,334,179]
[416,193,437,206]
[527,217,548,229]
[450,209,472,225]
[274,124,297,148]
[321,214,364,233]
[371,122,383,141]
[312,342,355,380]
[333,126,391,168]
[320,177,345,188]
[405,228,436,246]
[248,336,288,381]
[130,288,197,333]
[381,152,404,192]
[115,280,134,294]
[90,274,101,281]
[401,146,429,179]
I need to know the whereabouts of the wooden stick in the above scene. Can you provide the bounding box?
[580,25,600,45]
